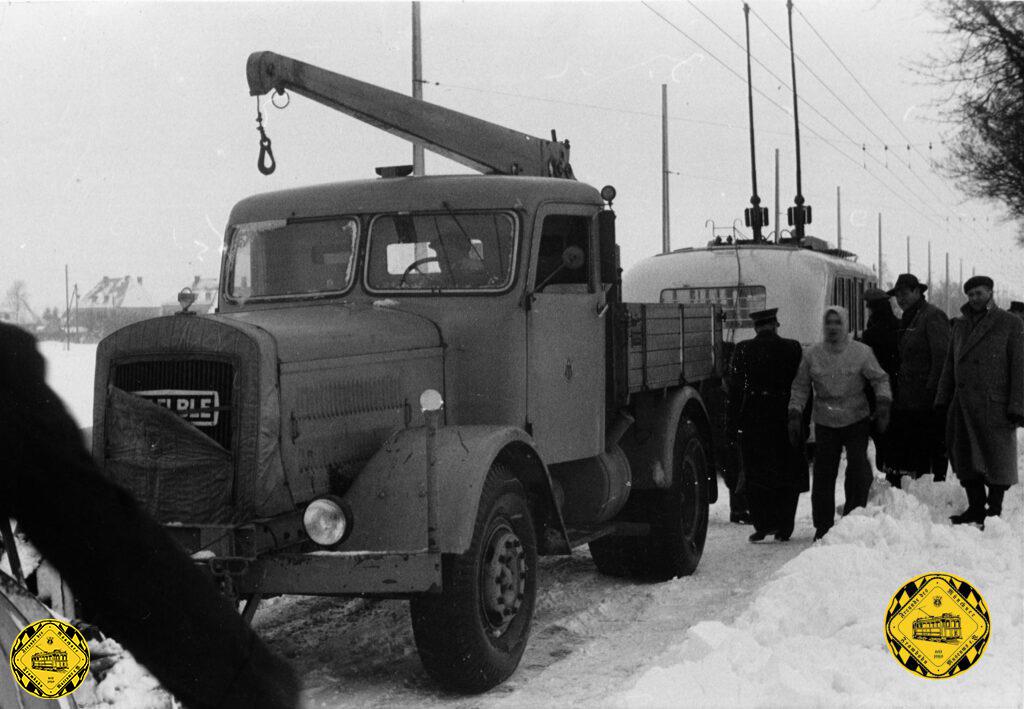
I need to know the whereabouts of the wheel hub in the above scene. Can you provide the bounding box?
[480,525,527,636]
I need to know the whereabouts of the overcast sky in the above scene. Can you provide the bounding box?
[2,0,1021,311]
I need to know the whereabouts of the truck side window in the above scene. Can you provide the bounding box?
[536,215,590,289]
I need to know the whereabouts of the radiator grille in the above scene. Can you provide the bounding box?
[112,359,235,449]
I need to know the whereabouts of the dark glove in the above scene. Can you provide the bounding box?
[787,411,802,447]
[874,401,891,434]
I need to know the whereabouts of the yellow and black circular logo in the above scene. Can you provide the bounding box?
[885,572,990,679]
[9,619,90,699]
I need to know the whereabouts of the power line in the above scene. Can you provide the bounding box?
[746,4,966,229]
[641,1,952,234]
[793,5,965,207]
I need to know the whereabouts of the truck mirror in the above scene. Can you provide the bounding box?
[561,245,585,270]
[598,210,617,284]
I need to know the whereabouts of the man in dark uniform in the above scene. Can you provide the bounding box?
[0,323,298,708]
[727,308,806,542]
[858,287,900,484]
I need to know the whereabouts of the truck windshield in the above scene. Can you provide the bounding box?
[226,218,358,301]
[365,212,517,292]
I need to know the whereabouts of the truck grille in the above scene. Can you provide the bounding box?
[112,359,235,449]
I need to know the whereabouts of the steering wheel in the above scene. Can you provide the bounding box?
[400,256,441,287]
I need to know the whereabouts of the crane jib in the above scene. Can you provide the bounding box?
[245,51,574,179]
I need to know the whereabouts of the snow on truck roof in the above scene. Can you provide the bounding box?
[228,175,603,225]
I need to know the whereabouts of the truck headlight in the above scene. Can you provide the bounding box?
[303,496,351,546]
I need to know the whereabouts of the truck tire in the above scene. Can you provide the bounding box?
[409,466,537,693]
[589,420,709,580]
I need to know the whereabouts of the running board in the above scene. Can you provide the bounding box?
[565,521,651,548]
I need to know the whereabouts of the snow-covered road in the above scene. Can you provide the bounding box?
[255,498,809,709]
[38,343,1024,708]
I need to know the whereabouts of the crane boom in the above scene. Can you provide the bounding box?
[246,51,574,178]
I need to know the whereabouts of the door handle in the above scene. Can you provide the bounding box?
[596,303,609,318]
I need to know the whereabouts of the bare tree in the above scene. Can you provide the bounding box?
[929,1,1024,242]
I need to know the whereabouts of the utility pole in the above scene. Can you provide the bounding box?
[64,264,70,351]
[662,84,670,254]
[786,0,810,241]
[412,2,424,176]
[945,251,950,316]
[927,241,932,291]
[774,148,780,242]
[742,3,765,242]
[877,213,883,286]
[836,186,842,250]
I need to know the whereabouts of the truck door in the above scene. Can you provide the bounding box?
[527,208,605,464]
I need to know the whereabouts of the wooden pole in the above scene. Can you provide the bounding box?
[662,84,670,254]
[412,2,424,175]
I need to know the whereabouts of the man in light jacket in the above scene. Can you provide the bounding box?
[789,306,891,540]
[936,276,1024,525]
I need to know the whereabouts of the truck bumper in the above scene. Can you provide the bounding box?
[200,551,443,596]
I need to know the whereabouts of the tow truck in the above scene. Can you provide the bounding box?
[92,51,727,692]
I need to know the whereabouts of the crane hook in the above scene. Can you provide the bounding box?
[255,98,276,176]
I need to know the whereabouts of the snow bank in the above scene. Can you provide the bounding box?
[38,340,97,429]
[620,469,1024,708]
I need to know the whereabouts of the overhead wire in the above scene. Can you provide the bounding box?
[745,5,967,231]
[640,1,953,234]
[793,5,967,207]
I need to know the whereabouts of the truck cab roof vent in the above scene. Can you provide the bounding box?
[375,165,415,179]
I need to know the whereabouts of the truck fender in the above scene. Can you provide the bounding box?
[362,424,569,556]
[620,386,712,490]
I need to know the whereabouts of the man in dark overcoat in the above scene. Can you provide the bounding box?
[936,276,1024,524]
[858,287,900,483]
[727,308,806,542]
[0,323,298,708]
[888,273,951,482]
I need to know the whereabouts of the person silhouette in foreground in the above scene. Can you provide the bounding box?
[0,322,299,709]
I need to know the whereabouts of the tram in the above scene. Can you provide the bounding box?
[912,613,962,643]
[622,236,877,350]
[31,649,69,672]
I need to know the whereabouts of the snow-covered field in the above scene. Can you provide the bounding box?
[34,343,1024,708]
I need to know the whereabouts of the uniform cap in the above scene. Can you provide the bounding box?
[749,308,779,326]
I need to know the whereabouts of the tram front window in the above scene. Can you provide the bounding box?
[661,285,767,328]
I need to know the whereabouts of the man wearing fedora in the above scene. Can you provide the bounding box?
[937,276,1024,524]
[726,308,806,542]
[886,273,951,485]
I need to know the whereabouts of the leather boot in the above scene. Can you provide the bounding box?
[950,480,986,525]
[986,485,1008,517]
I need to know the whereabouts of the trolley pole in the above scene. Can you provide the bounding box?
[743,3,765,242]
[906,236,911,272]
[927,241,932,291]
[786,0,810,242]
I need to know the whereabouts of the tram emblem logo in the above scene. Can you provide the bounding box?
[9,619,90,699]
[885,573,990,679]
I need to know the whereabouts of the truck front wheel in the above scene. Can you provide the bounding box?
[410,466,537,693]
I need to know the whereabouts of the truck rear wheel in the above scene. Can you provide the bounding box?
[590,420,709,580]
[409,466,537,693]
